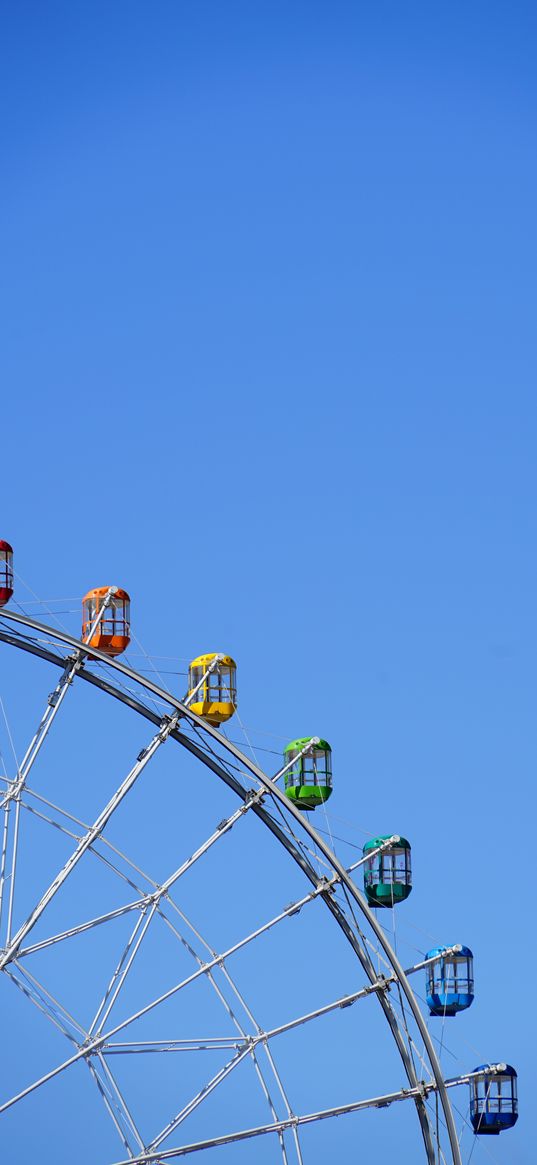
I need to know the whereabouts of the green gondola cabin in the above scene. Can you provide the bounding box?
[283,738,332,810]
[363,835,412,907]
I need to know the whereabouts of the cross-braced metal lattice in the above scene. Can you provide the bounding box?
[0,608,473,1165]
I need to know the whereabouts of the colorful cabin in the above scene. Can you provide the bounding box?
[470,1064,518,1135]
[425,945,474,1017]
[0,541,14,607]
[363,836,411,908]
[284,738,332,810]
[187,654,237,725]
[82,587,131,656]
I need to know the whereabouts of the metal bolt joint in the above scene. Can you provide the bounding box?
[302,736,321,756]
[81,1035,105,1057]
[367,974,391,996]
[243,788,261,805]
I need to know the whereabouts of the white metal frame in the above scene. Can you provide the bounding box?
[0,608,469,1164]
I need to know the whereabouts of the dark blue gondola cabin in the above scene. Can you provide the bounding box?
[425,945,474,1017]
[470,1064,518,1135]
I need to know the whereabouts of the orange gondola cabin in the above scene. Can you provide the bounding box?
[0,541,14,607]
[82,587,131,656]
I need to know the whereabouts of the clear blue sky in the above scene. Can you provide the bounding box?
[0,2,535,1162]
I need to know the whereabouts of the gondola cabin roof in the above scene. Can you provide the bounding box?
[364,835,409,853]
[83,587,130,603]
[427,944,473,959]
[475,1063,516,1077]
[190,653,236,669]
[285,737,331,752]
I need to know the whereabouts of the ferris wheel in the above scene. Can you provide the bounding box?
[0,541,518,1164]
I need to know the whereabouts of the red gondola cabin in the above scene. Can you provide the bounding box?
[0,541,14,607]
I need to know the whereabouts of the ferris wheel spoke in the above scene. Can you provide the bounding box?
[83,885,299,1165]
[138,866,295,1161]
[157,873,383,1165]
[102,907,296,1164]
[17,898,146,958]
[20,794,156,901]
[198,973,296,1165]
[89,902,158,1036]
[101,977,406,1066]
[86,1056,138,1159]
[0,798,12,933]
[155,794,437,1164]
[4,796,22,943]
[170,915,296,1164]
[249,1039,299,1165]
[0,992,141,1128]
[93,1051,147,1154]
[154,789,266,900]
[0,711,181,969]
[255,980,390,1044]
[15,794,174,963]
[0,1042,88,1114]
[253,946,466,1053]
[137,836,404,1029]
[308,877,439,1163]
[215,963,301,1165]
[85,1062,141,1160]
[89,890,375,1163]
[109,1074,475,1165]
[12,958,88,1042]
[0,666,80,811]
[103,1039,246,1053]
[4,838,300,1155]
[0,591,117,813]
[4,963,82,1047]
[21,786,156,889]
[100,883,340,1046]
[97,897,299,1165]
[148,1043,254,1151]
